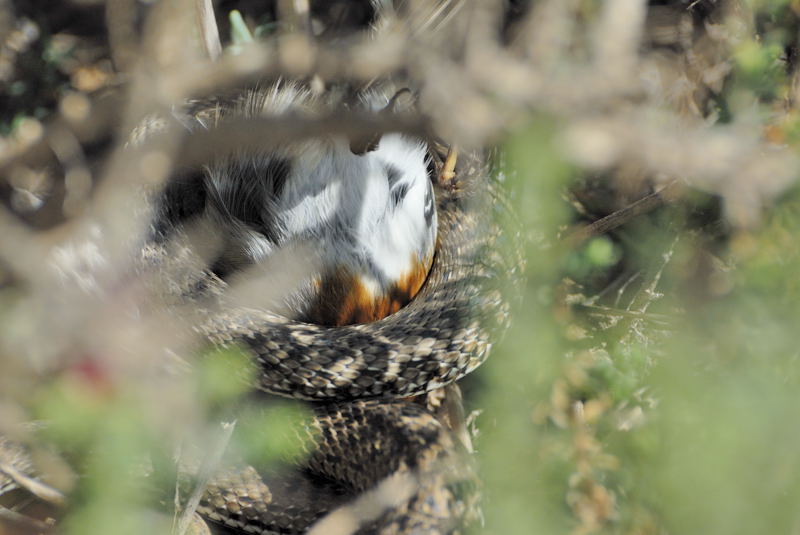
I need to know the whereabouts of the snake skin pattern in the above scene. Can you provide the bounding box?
[189,139,519,533]
[0,100,520,535]
[198,151,510,400]
[126,81,519,533]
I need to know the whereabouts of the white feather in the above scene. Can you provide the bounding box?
[183,83,436,319]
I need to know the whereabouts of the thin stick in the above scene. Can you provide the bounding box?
[439,145,458,183]
[566,180,680,245]
[0,506,54,533]
[172,421,235,535]
[576,303,674,325]
[307,472,418,535]
[195,0,222,61]
[0,462,65,507]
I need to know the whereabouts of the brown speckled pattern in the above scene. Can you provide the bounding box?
[194,149,520,534]
[199,152,513,402]
[0,145,519,535]
[200,400,479,535]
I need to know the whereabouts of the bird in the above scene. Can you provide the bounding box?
[154,81,437,327]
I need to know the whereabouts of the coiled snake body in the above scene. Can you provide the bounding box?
[0,87,519,535]
[198,150,507,402]
[193,138,515,534]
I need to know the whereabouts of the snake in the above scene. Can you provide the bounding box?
[148,83,522,534]
[0,86,521,535]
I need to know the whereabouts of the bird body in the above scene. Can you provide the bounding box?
[160,83,437,326]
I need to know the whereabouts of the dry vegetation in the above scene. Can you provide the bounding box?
[2,0,800,534]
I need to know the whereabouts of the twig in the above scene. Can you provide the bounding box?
[439,145,458,183]
[565,180,681,245]
[172,421,235,535]
[0,462,65,507]
[0,505,54,533]
[576,303,674,326]
[307,472,418,535]
[629,235,678,315]
[195,0,221,61]
[277,0,311,35]
[442,384,473,453]
[171,113,428,168]
[105,0,140,71]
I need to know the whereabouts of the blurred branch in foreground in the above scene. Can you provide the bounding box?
[3,1,800,534]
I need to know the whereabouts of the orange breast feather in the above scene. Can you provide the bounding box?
[309,253,434,326]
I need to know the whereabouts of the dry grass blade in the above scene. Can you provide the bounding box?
[173,422,236,535]
[307,473,418,535]
[195,0,222,61]
[567,180,681,245]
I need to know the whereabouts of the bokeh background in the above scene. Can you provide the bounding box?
[2,1,800,534]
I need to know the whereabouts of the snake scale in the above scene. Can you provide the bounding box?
[0,76,521,535]
[197,146,509,402]
[186,113,517,533]
[139,82,520,534]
